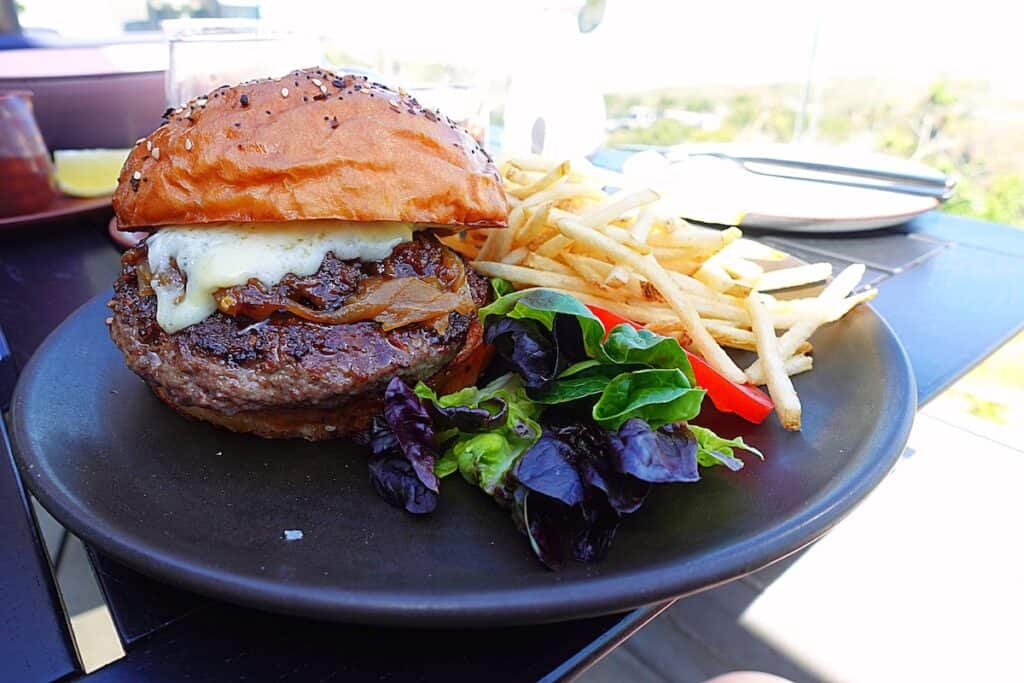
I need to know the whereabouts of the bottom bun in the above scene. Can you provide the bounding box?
[153,387,378,440]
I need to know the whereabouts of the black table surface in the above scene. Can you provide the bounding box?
[2,208,1023,682]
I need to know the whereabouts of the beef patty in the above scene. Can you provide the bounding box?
[109,233,490,434]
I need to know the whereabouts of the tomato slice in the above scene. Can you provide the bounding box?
[588,304,642,335]
[585,304,773,424]
[684,350,774,423]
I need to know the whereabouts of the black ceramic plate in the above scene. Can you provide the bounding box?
[11,294,915,627]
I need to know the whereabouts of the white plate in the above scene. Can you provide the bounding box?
[624,145,943,233]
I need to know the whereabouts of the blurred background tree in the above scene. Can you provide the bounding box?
[604,79,1024,227]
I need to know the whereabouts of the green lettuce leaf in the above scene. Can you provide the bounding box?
[529,363,626,405]
[689,425,764,471]
[602,324,697,385]
[435,449,459,478]
[490,277,516,298]
[452,432,522,495]
[592,369,706,430]
[418,374,542,499]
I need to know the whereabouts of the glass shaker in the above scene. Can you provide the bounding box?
[0,91,56,217]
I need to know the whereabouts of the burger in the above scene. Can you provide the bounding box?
[108,68,509,440]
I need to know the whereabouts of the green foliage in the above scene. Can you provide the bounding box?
[880,125,917,157]
[818,114,853,142]
[765,109,795,143]
[928,81,958,107]
[604,93,643,118]
[943,170,1024,226]
[608,118,693,147]
[603,79,1024,227]
[726,94,759,129]
[684,96,714,112]
[962,392,1008,423]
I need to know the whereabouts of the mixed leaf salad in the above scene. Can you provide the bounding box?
[361,281,762,569]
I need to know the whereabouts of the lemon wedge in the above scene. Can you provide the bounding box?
[53,148,131,197]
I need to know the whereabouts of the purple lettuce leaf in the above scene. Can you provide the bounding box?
[609,418,700,484]
[484,317,560,390]
[569,490,620,563]
[513,429,585,506]
[552,313,589,367]
[514,484,621,567]
[383,377,440,494]
[367,444,439,514]
[484,314,590,392]
[512,420,650,568]
[364,378,440,515]
[515,487,566,570]
[545,421,651,514]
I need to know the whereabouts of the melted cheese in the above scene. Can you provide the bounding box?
[146,221,413,333]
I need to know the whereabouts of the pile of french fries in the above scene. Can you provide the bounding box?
[442,157,877,430]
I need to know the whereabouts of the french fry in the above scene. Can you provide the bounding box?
[703,321,759,351]
[502,167,541,184]
[720,257,764,284]
[551,209,654,254]
[831,288,876,317]
[597,224,653,255]
[526,252,575,276]
[554,216,748,384]
[501,246,529,265]
[506,156,562,173]
[762,275,874,331]
[578,189,660,228]
[654,245,725,262]
[604,265,631,289]
[440,233,480,259]
[724,238,788,262]
[472,261,594,292]
[507,156,620,185]
[747,293,801,430]
[757,264,868,370]
[784,354,813,377]
[656,256,703,275]
[694,260,735,292]
[558,253,745,322]
[536,234,574,258]
[666,270,734,301]
[521,183,605,210]
[630,206,658,242]
[756,263,833,292]
[647,226,741,250]
[649,319,756,350]
[763,289,876,330]
[477,205,525,261]
[561,252,611,284]
[824,263,869,300]
[473,156,874,430]
[506,161,570,200]
[517,203,552,247]
[546,289,684,332]
[651,319,812,355]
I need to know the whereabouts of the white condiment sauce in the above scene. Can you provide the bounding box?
[146,221,413,333]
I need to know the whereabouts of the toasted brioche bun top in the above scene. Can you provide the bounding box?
[113,68,508,231]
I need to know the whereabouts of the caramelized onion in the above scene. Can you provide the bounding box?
[214,241,477,330]
[136,261,155,297]
[217,276,475,330]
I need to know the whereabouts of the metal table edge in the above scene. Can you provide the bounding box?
[540,601,675,683]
